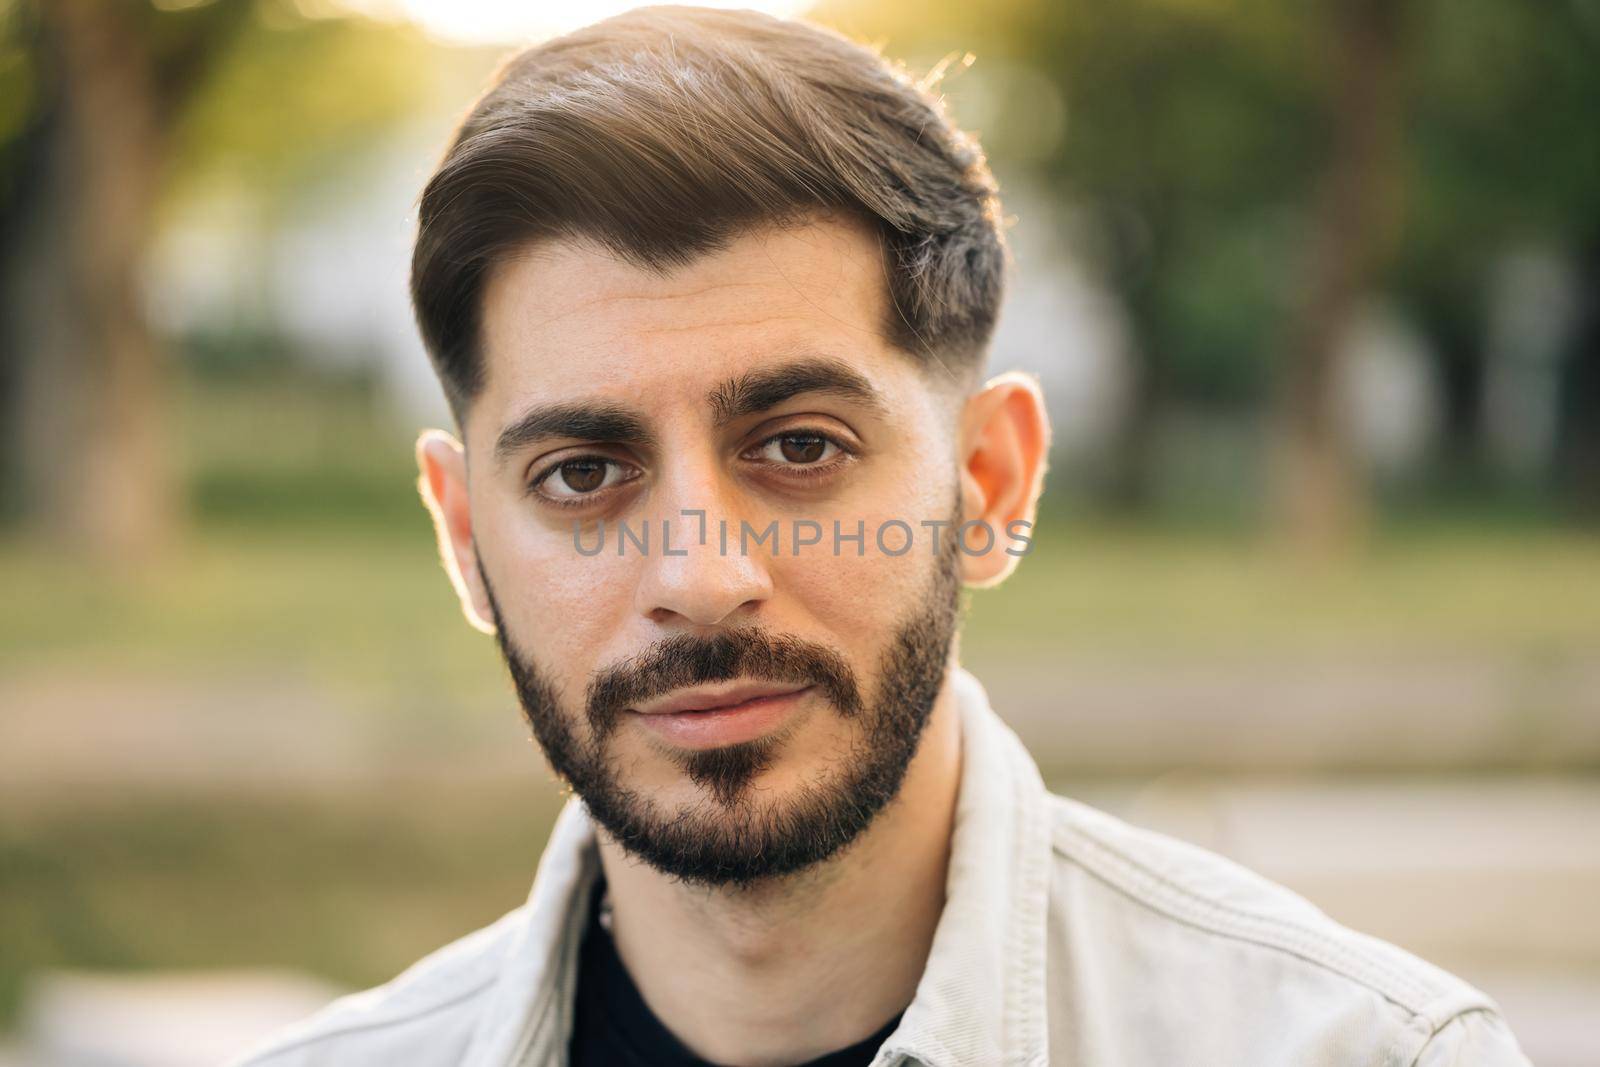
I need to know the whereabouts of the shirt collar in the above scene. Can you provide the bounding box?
[463,664,1053,1067]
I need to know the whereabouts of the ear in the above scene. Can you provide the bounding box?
[416,428,495,634]
[955,371,1052,588]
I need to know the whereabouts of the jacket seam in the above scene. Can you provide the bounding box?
[1403,1006,1504,1067]
[1003,744,1052,1067]
[1050,815,1470,1017]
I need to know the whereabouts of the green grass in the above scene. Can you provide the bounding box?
[961,518,1600,662]
[0,523,508,722]
[5,518,1597,686]
[0,784,569,1030]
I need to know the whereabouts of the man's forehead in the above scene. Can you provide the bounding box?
[470,217,918,437]
[482,218,886,357]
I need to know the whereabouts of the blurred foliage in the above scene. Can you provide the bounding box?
[0,0,474,548]
[0,0,440,202]
[167,2,441,204]
[1401,0,1600,257]
[178,370,426,527]
[822,0,1322,405]
[818,0,1600,500]
[4,0,1596,535]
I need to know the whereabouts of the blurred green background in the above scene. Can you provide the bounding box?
[0,0,1597,1063]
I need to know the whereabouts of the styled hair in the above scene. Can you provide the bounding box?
[410,4,1006,423]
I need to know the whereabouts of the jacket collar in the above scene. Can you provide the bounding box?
[874,666,1053,1067]
[463,665,1053,1067]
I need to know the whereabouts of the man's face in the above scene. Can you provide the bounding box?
[457,216,971,888]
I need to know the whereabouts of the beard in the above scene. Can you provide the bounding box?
[477,494,965,890]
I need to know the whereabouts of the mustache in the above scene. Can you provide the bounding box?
[585,627,863,740]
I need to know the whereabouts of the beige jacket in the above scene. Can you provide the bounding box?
[233,666,1530,1066]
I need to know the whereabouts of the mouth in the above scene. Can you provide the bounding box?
[628,682,816,748]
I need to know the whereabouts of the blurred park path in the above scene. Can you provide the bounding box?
[4,971,344,1067]
[4,633,1598,1062]
[982,649,1600,773]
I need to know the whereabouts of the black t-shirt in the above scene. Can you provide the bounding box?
[567,876,905,1067]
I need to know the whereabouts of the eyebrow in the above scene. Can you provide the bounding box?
[493,402,658,467]
[493,355,887,468]
[706,356,888,427]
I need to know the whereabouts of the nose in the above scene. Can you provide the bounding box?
[632,472,774,629]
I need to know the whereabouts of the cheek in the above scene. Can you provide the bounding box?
[527,561,627,663]
[483,498,637,681]
[775,495,948,652]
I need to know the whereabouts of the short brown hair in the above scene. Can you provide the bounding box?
[410,4,1006,423]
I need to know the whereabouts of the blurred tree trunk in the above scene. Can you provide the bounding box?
[1102,342,1159,512]
[1097,251,1158,513]
[1096,195,1176,516]
[1558,229,1600,516]
[7,0,250,560]
[11,0,174,560]
[1271,0,1408,552]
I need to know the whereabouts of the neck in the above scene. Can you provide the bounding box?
[595,667,965,1067]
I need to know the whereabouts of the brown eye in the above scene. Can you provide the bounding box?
[558,460,606,493]
[779,434,826,463]
[754,432,839,467]
[531,456,636,502]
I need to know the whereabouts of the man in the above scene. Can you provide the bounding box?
[236,6,1528,1065]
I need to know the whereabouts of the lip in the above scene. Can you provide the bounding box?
[628,682,815,748]
[633,680,812,717]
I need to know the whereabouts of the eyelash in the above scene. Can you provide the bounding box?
[526,428,856,509]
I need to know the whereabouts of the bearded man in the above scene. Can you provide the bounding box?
[237,6,1528,1066]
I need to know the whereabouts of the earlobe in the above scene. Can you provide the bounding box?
[415,428,496,634]
[956,371,1052,589]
